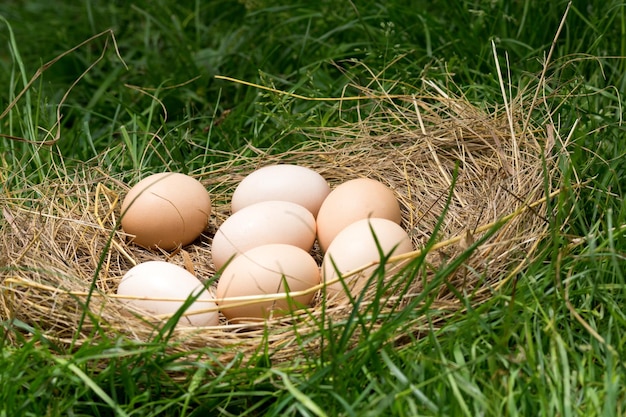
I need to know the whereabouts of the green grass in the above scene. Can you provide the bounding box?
[1,0,626,415]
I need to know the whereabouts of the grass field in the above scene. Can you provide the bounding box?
[1,0,625,415]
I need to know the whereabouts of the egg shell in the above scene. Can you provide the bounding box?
[231,164,330,217]
[211,200,316,270]
[216,244,320,322]
[316,178,402,252]
[322,218,414,300]
[121,172,212,250]
[117,261,219,327]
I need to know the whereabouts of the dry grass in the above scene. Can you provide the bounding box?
[0,77,558,364]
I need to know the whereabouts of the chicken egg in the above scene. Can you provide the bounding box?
[231,164,330,217]
[211,200,316,270]
[216,244,320,322]
[322,218,413,300]
[121,172,212,250]
[316,178,402,251]
[117,261,219,327]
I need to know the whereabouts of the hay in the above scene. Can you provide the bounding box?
[0,78,557,364]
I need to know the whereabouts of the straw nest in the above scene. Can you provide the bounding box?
[0,78,557,364]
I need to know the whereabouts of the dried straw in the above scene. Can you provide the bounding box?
[0,76,559,364]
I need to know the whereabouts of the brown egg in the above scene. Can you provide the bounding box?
[216,244,320,322]
[322,218,413,300]
[121,172,212,250]
[316,178,402,251]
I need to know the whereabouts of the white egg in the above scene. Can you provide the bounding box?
[231,164,330,217]
[211,200,316,270]
[117,261,218,327]
[322,218,414,300]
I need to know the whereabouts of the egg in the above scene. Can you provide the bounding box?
[316,178,403,251]
[117,261,219,327]
[211,200,316,270]
[231,164,330,217]
[121,172,212,250]
[216,244,320,322]
[321,218,414,300]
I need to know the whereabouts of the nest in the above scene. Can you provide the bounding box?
[0,79,557,364]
